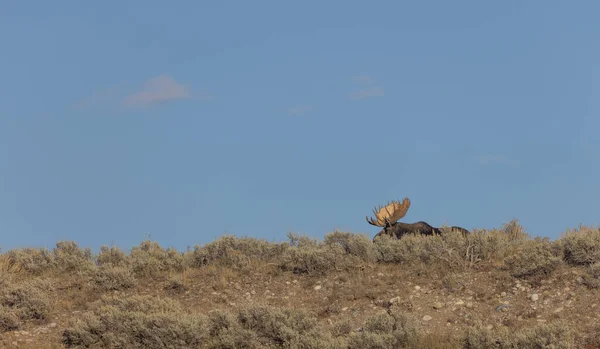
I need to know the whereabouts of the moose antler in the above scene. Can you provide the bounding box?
[366,197,411,227]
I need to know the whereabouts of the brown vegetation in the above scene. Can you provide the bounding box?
[1,220,600,348]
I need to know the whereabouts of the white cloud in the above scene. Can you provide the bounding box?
[122,75,191,107]
[286,105,313,116]
[350,74,384,100]
[72,84,124,111]
[350,86,385,100]
[352,74,373,84]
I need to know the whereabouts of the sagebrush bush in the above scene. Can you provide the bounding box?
[164,276,187,292]
[280,242,364,275]
[129,240,186,276]
[582,262,600,289]
[0,305,21,333]
[229,305,337,348]
[92,265,135,292]
[53,241,96,274]
[464,320,573,349]
[6,247,55,275]
[188,235,288,269]
[63,295,339,349]
[503,237,561,282]
[561,225,600,265]
[1,278,54,322]
[324,231,377,262]
[62,295,209,348]
[373,234,433,265]
[500,219,530,241]
[348,308,420,349]
[96,245,128,267]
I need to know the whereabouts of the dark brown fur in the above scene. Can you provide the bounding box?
[373,221,470,241]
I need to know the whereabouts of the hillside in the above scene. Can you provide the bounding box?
[1,220,600,348]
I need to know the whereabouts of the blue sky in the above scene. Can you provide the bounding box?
[1,1,599,251]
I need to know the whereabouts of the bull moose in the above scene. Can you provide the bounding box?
[367,197,470,241]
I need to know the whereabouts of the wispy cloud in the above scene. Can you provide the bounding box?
[478,155,518,166]
[122,75,191,107]
[286,105,313,116]
[73,74,209,112]
[72,84,124,111]
[350,74,384,100]
[352,74,373,84]
[350,86,385,100]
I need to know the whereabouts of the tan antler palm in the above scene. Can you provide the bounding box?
[366,197,411,227]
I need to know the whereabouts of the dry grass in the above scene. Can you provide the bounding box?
[3,221,600,348]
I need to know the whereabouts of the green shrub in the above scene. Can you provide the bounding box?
[582,262,600,289]
[187,235,288,269]
[373,234,434,265]
[53,241,96,274]
[164,276,187,292]
[280,242,363,275]
[464,320,573,348]
[0,305,21,333]
[207,305,337,349]
[6,247,55,274]
[206,311,257,348]
[1,278,54,322]
[500,219,530,241]
[96,245,128,267]
[503,237,561,282]
[561,226,600,265]
[374,231,471,268]
[324,231,377,262]
[129,240,186,276]
[63,296,337,349]
[348,309,420,349]
[62,295,209,348]
[92,265,135,292]
[235,305,335,348]
[278,231,377,275]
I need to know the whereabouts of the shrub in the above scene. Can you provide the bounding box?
[464,320,573,348]
[207,305,337,349]
[373,234,434,265]
[280,242,364,275]
[348,309,420,349]
[6,247,55,275]
[96,245,128,267]
[63,296,338,349]
[164,276,187,292]
[0,305,21,333]
[500,219,530,241]
[187,235,288,269]
[582,262,600,289]
[324,231,377,262]
[62,295,209,349]
[129,240,186,276]
[53,241,96,274]
[92,265,135,292]
[503,237,561,282]
[561,225,600,265]
[277,232,375,276]
[287,232,320,248]
[205,310,258,348]
[1,278,54,322]
[374,231,471,268]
